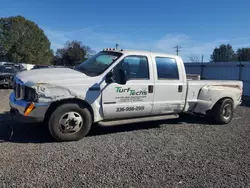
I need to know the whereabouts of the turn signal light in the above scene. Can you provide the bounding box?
[24,103,35,116]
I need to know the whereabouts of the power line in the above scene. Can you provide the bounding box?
[174,45,181,55]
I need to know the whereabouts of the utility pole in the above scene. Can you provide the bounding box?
[115,43,119,50]
[201,55,204,79]
[174,45,181,55]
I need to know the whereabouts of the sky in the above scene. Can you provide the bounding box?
[1,0,250,62]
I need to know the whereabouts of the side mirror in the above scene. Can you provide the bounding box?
[118,69,127,85]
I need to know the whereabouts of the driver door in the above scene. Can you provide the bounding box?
[102,55,154,120]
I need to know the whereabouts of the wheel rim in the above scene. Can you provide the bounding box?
[59,112,83,134]
[222,104,232,120]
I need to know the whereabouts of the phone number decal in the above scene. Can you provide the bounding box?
[116,106,145,112]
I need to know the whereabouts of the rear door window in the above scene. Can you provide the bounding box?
[155,57,179,79]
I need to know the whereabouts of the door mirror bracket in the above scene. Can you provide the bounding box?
[105,69,127,85]
[105,72,114,84]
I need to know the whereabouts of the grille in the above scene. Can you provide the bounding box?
[14,81,25,100]
[14,79,37,102]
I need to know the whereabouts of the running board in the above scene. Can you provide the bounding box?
[98,114,179,127]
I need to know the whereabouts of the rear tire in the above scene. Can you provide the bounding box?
[48,103,92,142]
[213,98,234,124]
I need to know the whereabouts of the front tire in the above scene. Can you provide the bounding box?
[48,103,92,142]
[213,98,234,124]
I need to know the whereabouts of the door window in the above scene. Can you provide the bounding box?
[155,57,179,79]
[114,55,149,80]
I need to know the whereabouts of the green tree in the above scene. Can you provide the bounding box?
[54,40,95,66]
[236,48,250,61]
[0,16,53,64]
[210,44,235,62]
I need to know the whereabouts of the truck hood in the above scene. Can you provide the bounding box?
[16,68,90,87]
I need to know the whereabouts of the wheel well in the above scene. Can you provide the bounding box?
[44,98,94,124]
[205,97,234,116]
[212,97,234,110]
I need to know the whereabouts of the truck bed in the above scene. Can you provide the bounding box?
[185,80,243,111]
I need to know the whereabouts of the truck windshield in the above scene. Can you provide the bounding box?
[75,51,122,76]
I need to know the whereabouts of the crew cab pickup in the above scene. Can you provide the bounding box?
[9,49,243,141]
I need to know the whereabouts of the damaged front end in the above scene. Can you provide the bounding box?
[13,76,77,103]
[10,77,77,122]
[32,83,77,103]
[9,66,93,122]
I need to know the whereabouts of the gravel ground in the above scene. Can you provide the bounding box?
[0,89,250,188]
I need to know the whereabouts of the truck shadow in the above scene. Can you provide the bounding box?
[0,112,54,143]
[88,114,211,137]
[0,112,212,144]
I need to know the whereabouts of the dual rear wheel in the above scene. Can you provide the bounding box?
[211,98,234,124]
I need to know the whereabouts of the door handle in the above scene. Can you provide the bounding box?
[178,85,183,92]
[148,85,154,93]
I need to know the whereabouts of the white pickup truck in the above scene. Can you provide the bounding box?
[9,49,243,141]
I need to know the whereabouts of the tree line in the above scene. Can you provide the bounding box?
[189,44,250,63]
[53,41,95,66]
[211,44,250,62]
[1,16,250,65]
[0,16,95,66]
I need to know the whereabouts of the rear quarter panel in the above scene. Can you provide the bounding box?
[186,80,243,114]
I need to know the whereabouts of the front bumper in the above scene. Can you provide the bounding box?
[9,92,50,122]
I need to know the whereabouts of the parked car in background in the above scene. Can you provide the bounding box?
[0,65,18,88]
[4,63,26,72]
[32,65,52,70]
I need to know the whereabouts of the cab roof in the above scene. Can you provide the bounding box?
[102,48,180,59]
